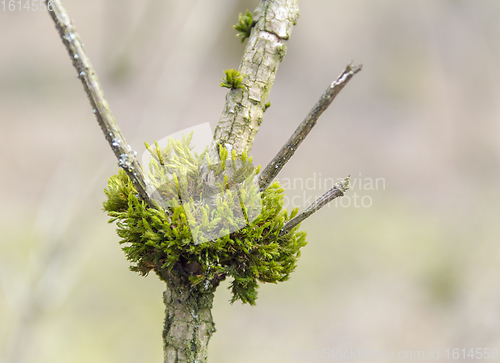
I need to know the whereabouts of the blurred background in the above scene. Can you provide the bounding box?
[1,0,500,362]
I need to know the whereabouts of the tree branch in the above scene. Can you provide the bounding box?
[48,0,155,207]
[280,176,350,236]
[210,0,300,158]
[160,271,216,363]
[258,63,362,191]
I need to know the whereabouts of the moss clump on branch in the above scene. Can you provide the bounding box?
[233,10,254,43]
[103,135,307,305]
[220,69,245,90]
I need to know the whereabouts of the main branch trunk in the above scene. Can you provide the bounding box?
[162,276,216,363]
[211,0,300,157]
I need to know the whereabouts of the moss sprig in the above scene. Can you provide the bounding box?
[220,69,244,90]
[264,101,271,112]
[103,135,307,305]
[233,10,254,43]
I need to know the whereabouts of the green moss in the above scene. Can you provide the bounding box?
[220,69,245,90]
[276,44,288,62]
[264,101,271,112]
[103,134,307,305]
[233,10,254,43]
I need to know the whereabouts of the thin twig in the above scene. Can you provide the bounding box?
[258,63,362,191]
[279,177,350,236]
[48,0,155,207]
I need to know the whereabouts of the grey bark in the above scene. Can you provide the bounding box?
[160,271,216,363]
[210,0,300,158]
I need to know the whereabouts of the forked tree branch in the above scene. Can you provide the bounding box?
[48,0,155,207]
[47,1,356,361]
[280,177,350,236]
[211,0,300,158]
[258,63,362,191]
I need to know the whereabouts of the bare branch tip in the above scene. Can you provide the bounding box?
[346,63,363,74]
[336,176,350,196]
[340,175,351,193]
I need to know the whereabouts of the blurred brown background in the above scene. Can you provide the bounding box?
[1,0,500,362]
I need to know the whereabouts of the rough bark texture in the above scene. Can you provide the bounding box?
[160,270,216,363]
[211,0,300,157]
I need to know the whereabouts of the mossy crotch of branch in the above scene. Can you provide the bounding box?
[103,137,307,306]
[103,137,307,362]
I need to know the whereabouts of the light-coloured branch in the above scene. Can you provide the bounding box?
[48,0,155,207]
[280,177,350,236]
[160,271,216,363]
[258,63,362,191]
[211,0,300,158]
